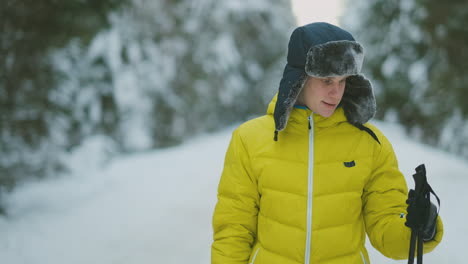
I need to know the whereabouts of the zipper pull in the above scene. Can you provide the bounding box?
[308,116,312,130]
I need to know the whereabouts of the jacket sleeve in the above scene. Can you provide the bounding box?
[362,128,443,260]
[211,128,260,264]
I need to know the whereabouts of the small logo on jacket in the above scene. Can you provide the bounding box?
[344,160,356,167]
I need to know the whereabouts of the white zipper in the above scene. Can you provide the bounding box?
[304,115,315,264]
[250,247,260,264]
[360,251,367,264]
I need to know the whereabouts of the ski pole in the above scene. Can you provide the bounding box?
[407,164,428,264]
[407,164,441,264]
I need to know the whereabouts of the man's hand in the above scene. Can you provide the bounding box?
[405,189,438,241]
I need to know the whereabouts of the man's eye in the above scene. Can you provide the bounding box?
[323,79,332,85]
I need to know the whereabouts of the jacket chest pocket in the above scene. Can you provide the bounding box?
[319,158,371,193]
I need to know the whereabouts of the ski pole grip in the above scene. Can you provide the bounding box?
[412,164,427,196]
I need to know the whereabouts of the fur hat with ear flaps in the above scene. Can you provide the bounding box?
[273,22,376,140]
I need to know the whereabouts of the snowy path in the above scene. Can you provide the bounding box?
[0,121,466,263]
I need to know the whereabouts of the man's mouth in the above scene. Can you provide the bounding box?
[322,101,337,107]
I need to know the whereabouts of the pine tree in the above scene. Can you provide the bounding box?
[0,0,296,193]
[77,0,296,150]
[342,0,468,157]
[0,0,125,190]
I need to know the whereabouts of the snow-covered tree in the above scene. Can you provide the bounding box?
[58,0,295,152]
[342,0,468,158]
[89,0,296,149]
[0,0,125,191]
[1,0,296,193]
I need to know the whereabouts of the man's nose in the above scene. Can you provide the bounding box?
[329,82,340,96]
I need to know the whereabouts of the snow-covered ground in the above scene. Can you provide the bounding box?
[0,120,465,264]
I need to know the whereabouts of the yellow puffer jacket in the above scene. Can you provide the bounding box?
[211,94,443,264]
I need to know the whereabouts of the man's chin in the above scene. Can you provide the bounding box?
[316,109,335,118]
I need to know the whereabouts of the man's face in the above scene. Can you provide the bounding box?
[302,76,347,118]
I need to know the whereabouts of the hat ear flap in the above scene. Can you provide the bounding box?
[341,75,376,125]
[274,69,307,132]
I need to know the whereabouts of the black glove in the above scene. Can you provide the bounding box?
[405,189,438,241]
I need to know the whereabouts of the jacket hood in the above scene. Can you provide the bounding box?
[273,22,376,140]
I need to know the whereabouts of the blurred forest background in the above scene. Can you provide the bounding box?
[342,0,468,157]
[1,0,467,203]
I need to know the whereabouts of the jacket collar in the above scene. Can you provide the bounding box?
[267,93,347,129]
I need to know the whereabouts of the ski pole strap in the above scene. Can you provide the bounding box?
[427,182,441,213]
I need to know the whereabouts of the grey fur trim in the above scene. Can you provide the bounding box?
[276,76,307,131]
[341,74,376,124]
[305,40,364,77]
